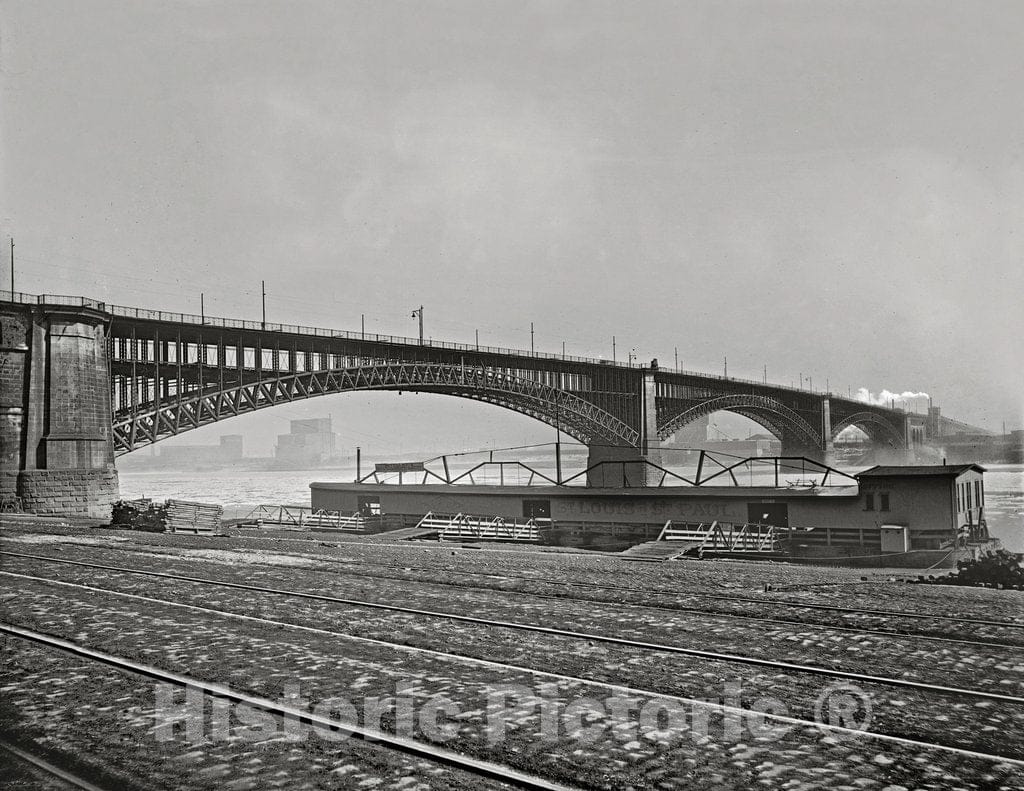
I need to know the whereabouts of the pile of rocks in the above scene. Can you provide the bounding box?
[919,549,1024,589]
[110,499,167,532]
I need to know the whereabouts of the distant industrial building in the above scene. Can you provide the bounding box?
[158,435,244,467]
[699,433,782,458]
[933,429,1024,465]
[275,417,338,466]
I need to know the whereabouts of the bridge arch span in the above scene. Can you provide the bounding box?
[831,411,904,449]
[657,394,822,449]
[112,362,640,455]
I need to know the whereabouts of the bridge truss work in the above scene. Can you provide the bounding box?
[96,298,910,456]
[1,291,922,514]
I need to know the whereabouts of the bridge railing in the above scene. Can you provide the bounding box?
[0,289,907,404]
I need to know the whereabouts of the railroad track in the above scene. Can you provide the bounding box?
[0,741,109,791]
[8,536,1020,630]
[4,547,1022,652]
[1,622,575,791]
[289,552,1024,628]
[4,561,1023,706]
[4,584,1024,770]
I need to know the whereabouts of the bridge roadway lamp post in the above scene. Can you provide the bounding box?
[411,306,423,343]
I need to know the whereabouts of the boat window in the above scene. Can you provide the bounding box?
[879,493,890,512]
[358,496,381,516]
[864,493,875,511]
[522,499,551,520]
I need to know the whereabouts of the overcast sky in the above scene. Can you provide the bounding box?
[2,1,1022,455]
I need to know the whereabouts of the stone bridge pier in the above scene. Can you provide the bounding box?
[1,301,119,518]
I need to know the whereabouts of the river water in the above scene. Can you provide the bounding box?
[119,460,1024,552]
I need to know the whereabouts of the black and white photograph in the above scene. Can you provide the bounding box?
[1,2,1022,789]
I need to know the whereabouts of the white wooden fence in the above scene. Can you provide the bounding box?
[416,511,544,542]
[657,519,786,553]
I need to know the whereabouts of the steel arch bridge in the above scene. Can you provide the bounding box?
[830,410,906,449]
[656,394,823,449]
[111,362,640,455]
[93,298,911,459]
[1,291,923,512]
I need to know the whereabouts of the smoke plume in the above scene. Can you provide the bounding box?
[855,388,930,411]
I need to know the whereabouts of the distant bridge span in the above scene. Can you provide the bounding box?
[2,291,919,515]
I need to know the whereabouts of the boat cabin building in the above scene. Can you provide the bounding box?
[309,462,989,566]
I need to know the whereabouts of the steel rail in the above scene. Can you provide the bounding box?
[3,553,1022,704]
[165,540,1021,648]
[369,563,1024,629]
[0,622,577,791]
[254,561,1024,650]
[7,570,1024,766]
[0,741,111,791]
[315,548,1024,628]
[4,546,1021,645]
[8,538,1015,655]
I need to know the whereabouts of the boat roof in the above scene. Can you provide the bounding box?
[310,481,860,498]
[856,464,986,479]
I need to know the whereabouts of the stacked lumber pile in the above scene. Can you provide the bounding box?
[165,499,224,535]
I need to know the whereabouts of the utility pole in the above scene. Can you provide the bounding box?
[261,280,266,327]
[562,340,565,358]
[475,329,479,349]
[612,336,616,363]
[200,293,204,324]
[361,314,365,338]
[411,306,424,342]
[355,446,361,482]
[799,372,803,389]
[763,365,767,384]
[724,356,728,377]
[8,238,13,293]
[674,347,678,370]
[530,322,534,354]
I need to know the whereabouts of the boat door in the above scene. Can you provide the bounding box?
[747,502,788,527]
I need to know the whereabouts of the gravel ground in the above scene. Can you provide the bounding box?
[4,582,1023,790]
[4,529,1024,655]
[2,521,1023,789]
[1,640,513,791]
[4,540,1023,693]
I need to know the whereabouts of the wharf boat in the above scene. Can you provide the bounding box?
[308,453,1001,569]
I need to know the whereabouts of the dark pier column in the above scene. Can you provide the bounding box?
[0,306,30,499]
[1,299,119,518]
[586,370,662,487]
[778,396,834,464]
[821,397,835,466]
